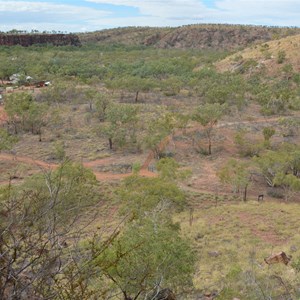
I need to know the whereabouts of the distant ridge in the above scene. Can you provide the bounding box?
[2,25,300,50]
[79,24,300,50]
[0,34,81,47]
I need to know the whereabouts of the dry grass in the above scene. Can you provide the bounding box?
[216,34,300,76]
[176,199,300,297]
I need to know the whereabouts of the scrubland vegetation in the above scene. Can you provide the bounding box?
[0,26,300,299]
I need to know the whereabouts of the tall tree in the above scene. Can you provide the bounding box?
[101,103,138,150]
[193,103,226,155]
[4,92,33,134]
[218,159,251,201]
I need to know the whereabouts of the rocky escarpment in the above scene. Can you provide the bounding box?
[80,25,300,50]
[146,26,281,50]
[0,34,81,47]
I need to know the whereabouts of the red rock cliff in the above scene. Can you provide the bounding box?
[0,34,81,47]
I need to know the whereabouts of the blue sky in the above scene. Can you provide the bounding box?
[0,0,299,33]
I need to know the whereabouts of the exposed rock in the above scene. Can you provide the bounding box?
[208,251,221,257]
[80,25,300,51]
[0,34,81,47]
[290,245,298,253]
[264,251,291,265]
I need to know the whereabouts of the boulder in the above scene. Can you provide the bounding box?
[264,251,291,265]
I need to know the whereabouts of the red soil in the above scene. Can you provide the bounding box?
[238,212,288,245]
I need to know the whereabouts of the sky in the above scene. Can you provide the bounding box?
[0,0,299,33]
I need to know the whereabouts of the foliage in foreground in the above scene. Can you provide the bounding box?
[0,161,196,299]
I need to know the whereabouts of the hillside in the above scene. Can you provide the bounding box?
[1,25,300,50]
[1,26,300,299]
[215,34,300,76]
[79,24,300,50]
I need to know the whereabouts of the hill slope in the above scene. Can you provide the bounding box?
[79,24,300,50]
[215,34,300,76]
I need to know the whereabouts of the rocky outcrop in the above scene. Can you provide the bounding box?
[0,34,81,47]
[264,252,291,265]
[80,25,300,51]
[151,26,272,50]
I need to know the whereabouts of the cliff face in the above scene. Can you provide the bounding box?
[0,34,81,47]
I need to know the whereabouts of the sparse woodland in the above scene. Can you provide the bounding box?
[0,25,300,299]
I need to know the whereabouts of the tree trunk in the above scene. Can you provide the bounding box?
[243,184,248,202]
[135,91,139,103]
[208,138,212,155]
[14,123,18,135]
[38,129,42,142]
[109,138,113,150]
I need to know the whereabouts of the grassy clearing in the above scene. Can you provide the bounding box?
[176,198,300,298]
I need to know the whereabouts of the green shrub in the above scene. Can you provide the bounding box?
[292,257,300,272]
[267,187,284,199]
[277,50,286,64]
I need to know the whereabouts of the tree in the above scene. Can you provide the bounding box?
[279,117,300,137]
[95,93,112,122]
[174,112,190,134]
[273,172,300,201]
[255,145,300,200]
[27,102,49,141]
[262,126,276,148]
[143,113,177,159]
[101,103,139,150]
[4,92,49,141]
[0,161,100,299]
[118,175,185,220]
[83,87,98,111]
[0,128,18,150]
[4,92,33,134]
[218,159,251,201]
[91,174,195,300]
[0,60,15,84]
[108,76,156,103]
[193,103,226,155]
[277,50,286,64]
[94,220,195,300]
[156,157,191,181]
[234,129,264,157]
[255,150,288,187]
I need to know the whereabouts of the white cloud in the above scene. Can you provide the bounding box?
[87,0,212,19]
[0,0,299,32]
[85,0,300,28]
[211,0,300,26]
[0,1,110,32]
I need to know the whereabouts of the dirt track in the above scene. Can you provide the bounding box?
[0,152,156,181]
[0,105,157,181]
[0,105,290,191]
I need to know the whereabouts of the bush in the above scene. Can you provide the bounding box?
[291,257,300,272]
[235,130,264,157]
[277,50,286,64]
[267,187,284,199]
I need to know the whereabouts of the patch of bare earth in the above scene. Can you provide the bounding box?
[238,212,288,246]
[0,106,7,122]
